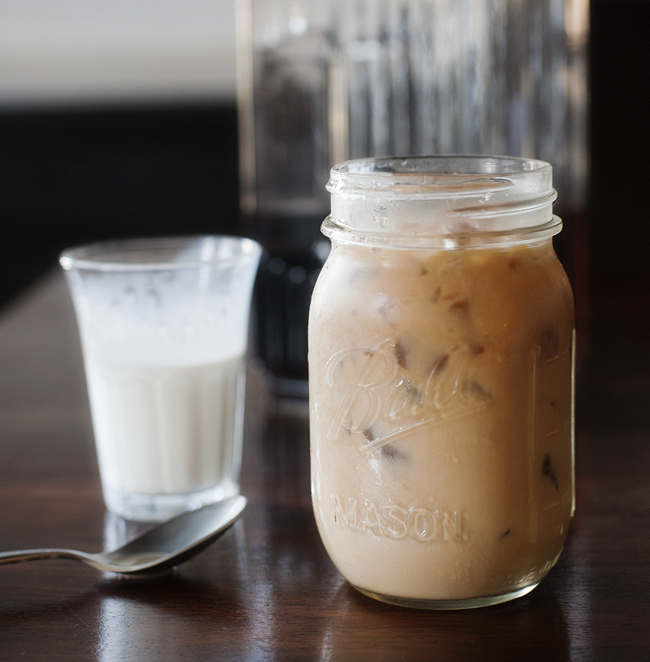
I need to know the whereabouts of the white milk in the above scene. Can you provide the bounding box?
[85,352,245,501]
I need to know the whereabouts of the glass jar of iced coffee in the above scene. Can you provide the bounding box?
[309,156,575,609]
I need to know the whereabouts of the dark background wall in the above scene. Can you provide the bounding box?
[589,0,650,339]
[0,104,239,306]
[0,0,648,343]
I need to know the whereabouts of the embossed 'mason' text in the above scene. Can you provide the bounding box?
[331,494,466,543]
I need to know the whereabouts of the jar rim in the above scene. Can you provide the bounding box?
[327,155,553,199]
[325,155,560,248]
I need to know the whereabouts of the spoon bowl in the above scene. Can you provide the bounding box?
[0,495,246,574]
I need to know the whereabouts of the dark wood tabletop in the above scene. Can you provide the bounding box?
[0,271,648,661]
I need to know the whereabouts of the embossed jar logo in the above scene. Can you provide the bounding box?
[324,340,491,454]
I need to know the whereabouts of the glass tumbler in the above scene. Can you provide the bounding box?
[61,236,261,521]
[309,156,575,609]
[237,0,589,393]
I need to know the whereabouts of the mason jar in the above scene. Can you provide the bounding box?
[309,156,575,609]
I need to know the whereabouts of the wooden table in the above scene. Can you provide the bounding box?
[0,272,648,661]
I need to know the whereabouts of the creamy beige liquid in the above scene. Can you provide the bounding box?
[309,239,574,603]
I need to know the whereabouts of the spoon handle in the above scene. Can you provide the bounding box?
[0,548,87,566]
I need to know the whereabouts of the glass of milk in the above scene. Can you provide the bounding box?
[60,236,262,521]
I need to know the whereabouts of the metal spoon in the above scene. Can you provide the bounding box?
[0,495,246,575]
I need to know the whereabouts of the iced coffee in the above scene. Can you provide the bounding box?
[309,156,575,609]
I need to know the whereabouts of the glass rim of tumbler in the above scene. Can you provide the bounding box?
[59,235,262,273]
[324,155,562,249]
